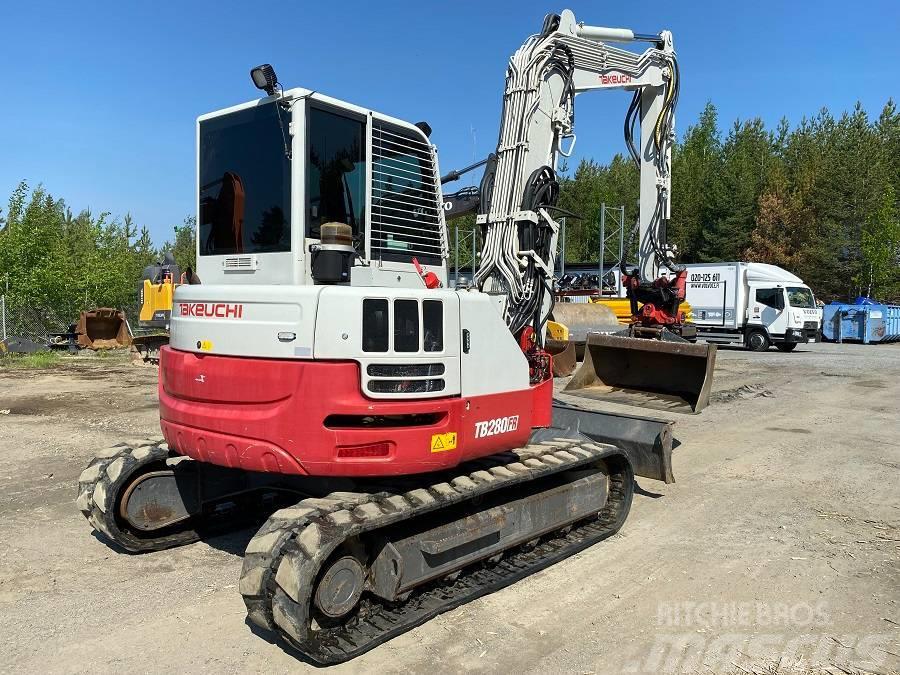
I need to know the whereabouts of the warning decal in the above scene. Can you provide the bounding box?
[430,432,458,453]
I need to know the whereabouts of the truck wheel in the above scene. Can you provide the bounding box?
[775,342,797,352]
[746,330,770,352]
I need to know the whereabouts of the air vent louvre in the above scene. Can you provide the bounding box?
[367,379,445,394]
[222,255,258,271]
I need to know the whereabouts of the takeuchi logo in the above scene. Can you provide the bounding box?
[600,73,631,85]
[179,302,243,318]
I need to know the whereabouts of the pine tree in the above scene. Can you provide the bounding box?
[670,101,724,261]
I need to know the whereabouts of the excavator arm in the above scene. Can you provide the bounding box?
[470,10,679,340]
[443,9,715,414]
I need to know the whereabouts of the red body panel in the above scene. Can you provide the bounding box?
[158,346,546,477]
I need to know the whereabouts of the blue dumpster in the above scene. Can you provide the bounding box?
[822,297,900,344]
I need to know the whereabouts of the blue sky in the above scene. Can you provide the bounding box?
[2,1,897,246]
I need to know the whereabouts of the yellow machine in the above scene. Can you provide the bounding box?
[546,319,569,341]
[138,277,176,327]
[132,253,184,363]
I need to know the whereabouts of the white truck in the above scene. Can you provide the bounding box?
[683,262,822,351]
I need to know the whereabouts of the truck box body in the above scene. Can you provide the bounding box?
[682,262,821,350]
[685,263,742,330]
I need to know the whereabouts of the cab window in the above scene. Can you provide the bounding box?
[199,102,291,255]
[787,287,816,308]
[307,107,365,246]
[755,288,783,310]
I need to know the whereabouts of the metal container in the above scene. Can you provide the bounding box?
[822,298,900,344]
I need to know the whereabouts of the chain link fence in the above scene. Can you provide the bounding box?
[0,296,71,343]
[0,294,144,344]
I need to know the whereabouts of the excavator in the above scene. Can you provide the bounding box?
[131,253,202,363]
[77,10,711,663]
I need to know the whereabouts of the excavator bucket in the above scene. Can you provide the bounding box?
[564,333,717,414]
[549,302,620,364]
[75,308,132,350]
[545,320,577,376]
[546,339,577,376]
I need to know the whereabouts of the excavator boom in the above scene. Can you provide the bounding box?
[440,10,714,411]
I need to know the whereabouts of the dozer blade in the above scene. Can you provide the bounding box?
[564,333,717,414]
[546,338,577,376]
[531,402,676,483]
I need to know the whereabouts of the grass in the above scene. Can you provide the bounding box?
[0,350,63,369]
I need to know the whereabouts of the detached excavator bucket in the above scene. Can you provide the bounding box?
[546,339,577,376]
[550,303,620,343]
[550,302,621,365]
[545,320,577,377]
[564,333,717,414]
[76,308,132,350]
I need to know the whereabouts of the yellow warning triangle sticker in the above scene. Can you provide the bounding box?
[430,432,457,453]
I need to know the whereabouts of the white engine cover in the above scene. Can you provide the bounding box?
[170,284,322,358]
[169,284,529,401]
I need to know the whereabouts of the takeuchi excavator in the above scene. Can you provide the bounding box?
[77,10,709,663]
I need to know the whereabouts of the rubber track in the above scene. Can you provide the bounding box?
[239,439,633,664]
[76,438,201,552]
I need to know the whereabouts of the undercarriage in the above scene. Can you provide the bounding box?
[78,432,640,663]
[129,334,169,365]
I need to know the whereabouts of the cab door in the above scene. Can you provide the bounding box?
[748,285,786,334]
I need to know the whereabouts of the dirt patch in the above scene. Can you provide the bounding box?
[711,383,774,403]
[765,426,813,434]
[851,379,887,389]
[0,342,897,674]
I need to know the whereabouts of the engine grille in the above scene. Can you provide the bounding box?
[371,122,446,262]
[367,363,445,377]
[366,363,445,394]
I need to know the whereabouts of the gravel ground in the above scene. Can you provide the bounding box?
[0,341,898,674]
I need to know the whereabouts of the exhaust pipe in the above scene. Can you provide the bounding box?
[564,333,716,414]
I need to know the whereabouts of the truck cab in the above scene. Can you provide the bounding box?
[746,281,821,351]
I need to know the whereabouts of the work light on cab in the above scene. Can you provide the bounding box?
[250,64,278,95]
